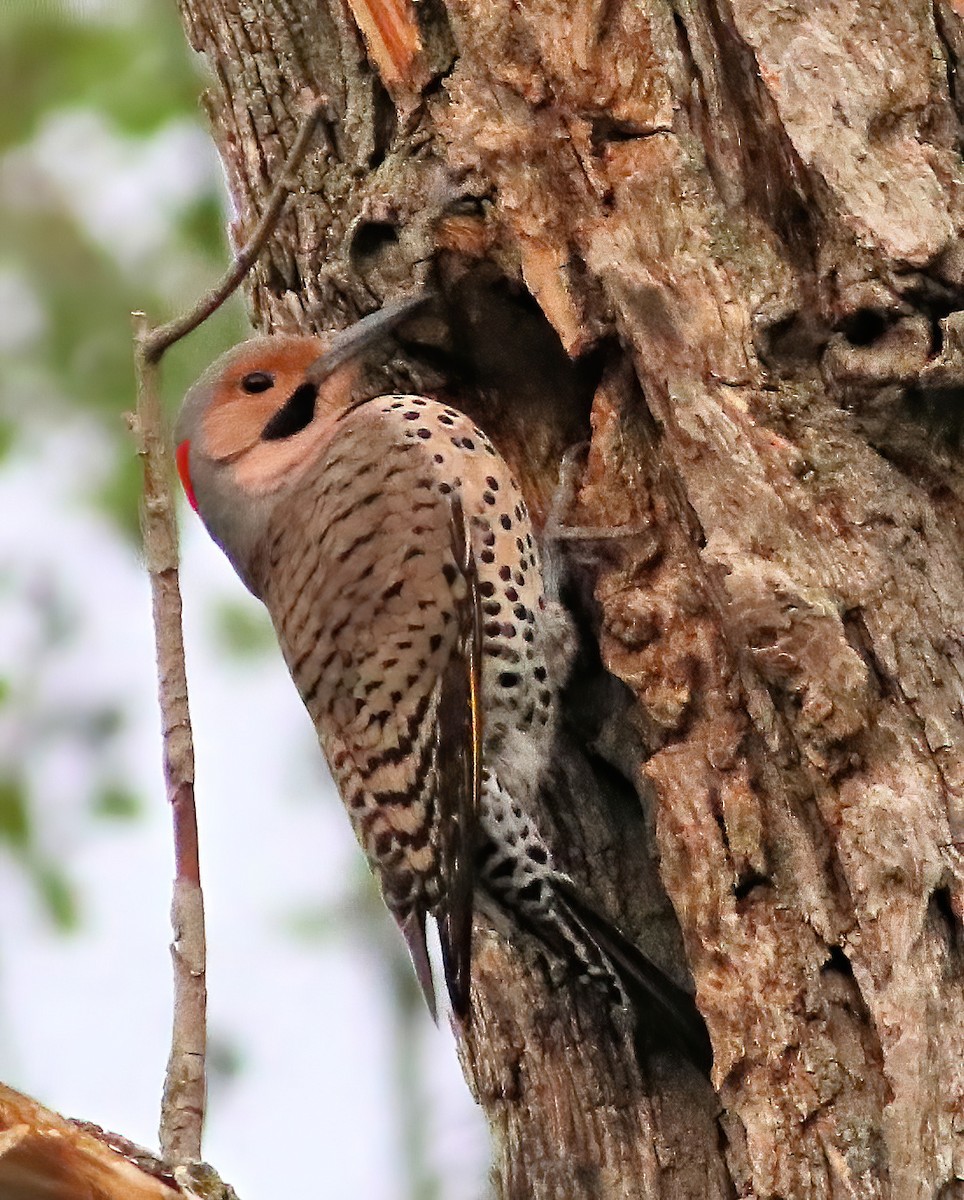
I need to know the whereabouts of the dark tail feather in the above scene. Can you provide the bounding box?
[557,886,713,1073]
[399,907,438,1024]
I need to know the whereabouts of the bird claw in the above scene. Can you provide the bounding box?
[545,441,655,566]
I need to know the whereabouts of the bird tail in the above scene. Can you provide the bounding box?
[552,883,713,1073]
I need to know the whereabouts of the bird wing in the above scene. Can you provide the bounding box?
[264,408,484,1023]
[433,495,483,1021]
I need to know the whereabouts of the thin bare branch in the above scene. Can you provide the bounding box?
[131,309,206,1164]
[128,92,331,1168]
[143,95,329,363]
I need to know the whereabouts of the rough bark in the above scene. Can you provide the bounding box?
[174,1,964,1196]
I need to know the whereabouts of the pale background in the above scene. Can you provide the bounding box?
[0,2,488,1195]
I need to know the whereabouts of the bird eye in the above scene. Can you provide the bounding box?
[241,371,275,393]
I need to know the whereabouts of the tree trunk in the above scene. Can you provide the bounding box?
[174,0,964,1195]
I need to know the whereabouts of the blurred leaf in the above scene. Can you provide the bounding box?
[212,599,276,658]
[33,859,80,931]
[93,450,143,542]
[179,192,230,257]
[92,784,141,820]
[78,705,125,745]
[0,3,207,150]
[0,420,14,464]
[0,777,31,850]
[284,904,344,943]
[0,4,249,947]
[0,1,247,542]
[207,1032,245,1084]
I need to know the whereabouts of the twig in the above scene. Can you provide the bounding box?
[143,95,330,363]
[130,96,329,1165]
[132,310,205,1164]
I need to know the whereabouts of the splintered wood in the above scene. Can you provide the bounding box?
[0,1084,181,1200]
[344,0,429,95]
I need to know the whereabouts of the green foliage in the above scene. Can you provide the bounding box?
[0,0,245,541]
[0,776,30,850]
[92,783,142,820]
[207,1032,245,1087]
[0,774,80,929]
[0,1,246,934]
[211,599,277,658]
[0,420,14,465]
[95,449,150,542]
[0,1,206,149]
[34,860,81,932]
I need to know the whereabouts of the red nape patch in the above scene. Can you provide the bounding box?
[175,441,198,513]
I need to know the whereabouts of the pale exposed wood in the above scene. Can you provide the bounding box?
[344,0,430,99]
[0,1084,181,1200]
[173,0,964,1195]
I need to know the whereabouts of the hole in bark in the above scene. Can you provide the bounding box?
[755,310,830,369]
[758,313,794,361]
[928,310,947,357]
[351,221,400,268]
[369,80,397,168]
[821,944,854,978]
[928,884,962,957]
[733,872,771,901]
[447,195,488,218]
[821,944,878,1025]
[840,309,890,346]
[589,117,652,149]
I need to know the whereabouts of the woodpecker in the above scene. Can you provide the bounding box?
[175,296,711,1070]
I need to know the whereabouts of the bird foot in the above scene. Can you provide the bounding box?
[545,442,653,547]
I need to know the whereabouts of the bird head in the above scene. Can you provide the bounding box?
[175,293,429,594]
[174,334,337,594]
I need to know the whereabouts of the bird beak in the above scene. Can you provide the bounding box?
[303,292,431,387]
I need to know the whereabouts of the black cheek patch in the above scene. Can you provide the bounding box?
[261,383,318,440]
